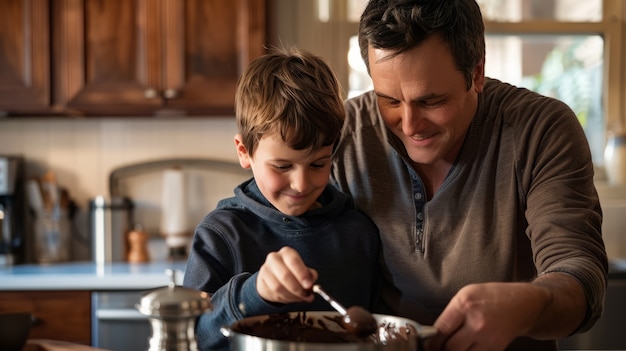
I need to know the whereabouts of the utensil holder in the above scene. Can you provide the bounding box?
[34,208,70,263]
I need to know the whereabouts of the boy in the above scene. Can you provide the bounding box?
[183,48,380,351]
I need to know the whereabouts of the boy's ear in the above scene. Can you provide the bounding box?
[234,134,252,169]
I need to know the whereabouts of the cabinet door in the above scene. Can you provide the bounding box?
[161,0,266,116]
[54,0,266,117]
[54,0,164,116]
[0,0,51,115]
[0,290,91,345]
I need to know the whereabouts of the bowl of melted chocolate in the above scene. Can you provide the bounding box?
[220,311,437,350]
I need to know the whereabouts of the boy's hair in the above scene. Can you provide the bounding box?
[359,0,485,90]
[235,48,345,156]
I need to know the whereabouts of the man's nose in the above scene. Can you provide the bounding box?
[400,104,422,136]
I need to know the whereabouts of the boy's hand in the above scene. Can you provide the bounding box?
[256,246,318,304]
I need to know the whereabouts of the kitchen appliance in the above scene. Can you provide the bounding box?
[220,311,437,351]
[92,290,152,351]
[0,156,25,266]
[136,269,212,351]
[89,195,134,264]
[160,168,191,260]
[91,265,187,351]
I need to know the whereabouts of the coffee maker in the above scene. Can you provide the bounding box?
[0,156,25,266]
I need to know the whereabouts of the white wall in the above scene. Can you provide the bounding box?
[0,117,239,205]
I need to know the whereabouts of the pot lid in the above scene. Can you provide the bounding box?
[137,269,212,318]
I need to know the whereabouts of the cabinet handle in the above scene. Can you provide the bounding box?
[31,314,42,326]
[144,89,159,99]
[164,89,179,99]
[95,308,148,321]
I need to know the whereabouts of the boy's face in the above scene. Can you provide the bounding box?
[235,133,333,216]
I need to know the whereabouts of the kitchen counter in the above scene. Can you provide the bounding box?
[2,259,625,350]
[1,258,624,290]
[608,258,626,279]
[0,261,187,290]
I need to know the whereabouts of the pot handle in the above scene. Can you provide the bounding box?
[417,325,438,339]
[220,326,233,338]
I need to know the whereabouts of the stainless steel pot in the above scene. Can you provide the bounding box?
[221,311,437,351]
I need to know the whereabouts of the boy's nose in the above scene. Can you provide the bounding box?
[290,171,309,193]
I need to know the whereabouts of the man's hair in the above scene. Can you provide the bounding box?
[359,0,485,90]
[235,48,345,156]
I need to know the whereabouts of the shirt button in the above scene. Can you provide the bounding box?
[417,212,424,220]
[414,192,423,200]
[282,217,290,223]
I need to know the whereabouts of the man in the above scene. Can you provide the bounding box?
[331,0,608,350]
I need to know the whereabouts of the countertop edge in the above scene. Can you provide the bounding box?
[0,261,187,291]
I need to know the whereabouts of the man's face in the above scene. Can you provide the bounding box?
[235,133,333,216]
[368,34,484,169]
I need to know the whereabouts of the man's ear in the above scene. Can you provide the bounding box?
[234,134,252,169]
[472,58,486,93]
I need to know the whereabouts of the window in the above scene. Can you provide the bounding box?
[270,0,626,167]
[486,34,604,161]
[475,0,624,165]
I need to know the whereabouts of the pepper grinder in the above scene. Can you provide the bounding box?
[126,225,150,263]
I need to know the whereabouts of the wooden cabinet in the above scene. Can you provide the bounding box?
[0,0,51,115]
[0,290,91,345]
[0,0,266,117]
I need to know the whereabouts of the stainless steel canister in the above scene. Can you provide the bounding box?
[89,195,133,264]
[137,269,212,351]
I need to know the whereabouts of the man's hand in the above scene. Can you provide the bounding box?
[424,274,585,351]
[256,246,318,304]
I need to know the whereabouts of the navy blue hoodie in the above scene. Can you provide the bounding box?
[183,178,380,351]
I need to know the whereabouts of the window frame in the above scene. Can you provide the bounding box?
[483,0,625,136]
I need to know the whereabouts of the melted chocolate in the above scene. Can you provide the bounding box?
[343,306,378,337]
[231,312,418,344]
